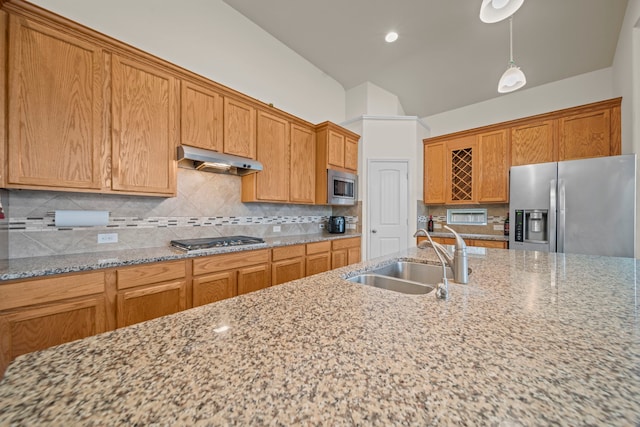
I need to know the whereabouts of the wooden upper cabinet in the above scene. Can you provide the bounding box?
[445,136,477,204]
[424,142,446,204]
[558,109,613,161]
[290,123,316,204]
[251,110,290,202]
[111,54,178,196]
[345,137,358,171]
[316,122,359,174]
[511,120,556,166]
[477,129,509,203]
[181,80,223,152]
[327,130,345,168]
[7,15,103,190]
[224,97,256,159]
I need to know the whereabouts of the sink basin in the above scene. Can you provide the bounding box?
[347,261,452,295]
[347,274,435,295]
[369,261,452,284]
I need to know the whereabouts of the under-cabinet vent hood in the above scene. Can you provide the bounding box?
[177,146,263,176]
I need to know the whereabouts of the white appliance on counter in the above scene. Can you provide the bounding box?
[509,154,636,257]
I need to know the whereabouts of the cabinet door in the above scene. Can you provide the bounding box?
[7,16,103,190]
[272,258,305,286]
[306,253,331,276]
[344,137,359,172]
[290,123,316,203]
[511,120,556,166]
[424,142,446,204]
[192,271,236,307]
[558,109,611,161]
[327,130,345,168]
[477,130,509,203]
[331,249,348,269]
[347,246,361,265]
[224,97,256,158]
[116,280,186,328]
[111,54,178,195]
[445,136,477,204]
[181,80,223,152]
[254,110,289,202]
[237,264,271,295]
[0,296,107,375]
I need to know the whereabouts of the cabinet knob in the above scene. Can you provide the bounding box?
[371,229,377,233]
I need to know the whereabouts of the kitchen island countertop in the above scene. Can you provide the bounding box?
[0,247,638,425]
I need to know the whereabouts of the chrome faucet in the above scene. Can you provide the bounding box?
[414,225,469,285]
[413,228,449,299]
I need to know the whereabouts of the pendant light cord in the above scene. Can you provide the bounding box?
[509,16,514,65]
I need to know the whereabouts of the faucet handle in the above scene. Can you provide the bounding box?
[444,225,466,249]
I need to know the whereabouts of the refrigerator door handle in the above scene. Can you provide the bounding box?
[557,179,566,253]
[549,179,557,252]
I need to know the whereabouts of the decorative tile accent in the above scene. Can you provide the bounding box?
[8,215,359,232]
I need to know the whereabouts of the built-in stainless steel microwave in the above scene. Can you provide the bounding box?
[327,169,357,205]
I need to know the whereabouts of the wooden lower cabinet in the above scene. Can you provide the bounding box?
[419,236,507,249]
[238,264,271,295]
[192,249,271,299]
[115,260,187,328]
[306,241,332,276]
[272,244,305,285]
[331,237,362,269]
[192,271,236,308]
[0,271,107,375]
[116,281,186,328]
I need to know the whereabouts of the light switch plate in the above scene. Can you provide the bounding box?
[273,225,281,232]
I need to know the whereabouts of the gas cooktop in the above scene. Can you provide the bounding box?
[170,235,265,251]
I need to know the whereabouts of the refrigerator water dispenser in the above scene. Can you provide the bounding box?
[514,209,548,244]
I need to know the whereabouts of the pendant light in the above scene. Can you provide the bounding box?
[498,16,526,93]
[480,0,524,23]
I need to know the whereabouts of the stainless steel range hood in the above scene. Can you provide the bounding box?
[177,146,263,176]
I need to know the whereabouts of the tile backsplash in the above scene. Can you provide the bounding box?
[417,201,509,235]
[5,169,359,259]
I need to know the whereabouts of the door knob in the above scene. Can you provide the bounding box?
[371,229,377,233]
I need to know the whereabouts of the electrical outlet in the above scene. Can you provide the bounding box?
[347,224,356,230]
[273,225,281,232]
[319,224,325,229]
[434,223,442,229]
[493,224,503,231]
[97,233,118,244]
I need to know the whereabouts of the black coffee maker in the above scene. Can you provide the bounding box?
[328,216,345,234]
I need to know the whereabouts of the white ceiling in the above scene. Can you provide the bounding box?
[222,0,629,118]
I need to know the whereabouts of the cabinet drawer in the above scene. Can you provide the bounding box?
[0,271,105,311]
[272,245,305,262]
[306,241,331,255]
[473,240,508,249]
[331,237,360,251]
[117,260,186,290]
[193,249,270,276]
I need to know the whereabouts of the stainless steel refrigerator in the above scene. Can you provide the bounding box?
[509,154,636,257]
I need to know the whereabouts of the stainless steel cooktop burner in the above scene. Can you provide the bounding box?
[170,235,265,251]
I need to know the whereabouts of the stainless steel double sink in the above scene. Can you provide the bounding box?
[347,261,452,295]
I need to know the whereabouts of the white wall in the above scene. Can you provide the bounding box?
[346,82,406,119]
[30,0,346,124]
[423,68,615,138]
[612,0,640,256]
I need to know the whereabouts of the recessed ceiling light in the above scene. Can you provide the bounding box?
[385,32,398,43]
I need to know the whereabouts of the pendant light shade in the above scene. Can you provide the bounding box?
[498,16,526,93]
[480,0,524,23]
[498,65,526,93]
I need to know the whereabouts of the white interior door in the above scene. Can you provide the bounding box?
[368,160,409,259]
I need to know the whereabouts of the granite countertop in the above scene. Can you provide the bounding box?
[0,246,638,425]
[0,232,361,282]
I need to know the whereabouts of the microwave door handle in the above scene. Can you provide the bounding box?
[549,179,557,252]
